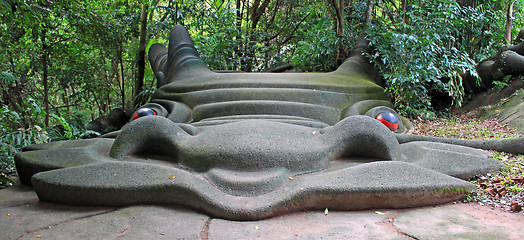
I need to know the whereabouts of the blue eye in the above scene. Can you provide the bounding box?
[376,112,399,131]
[133,108,157,120]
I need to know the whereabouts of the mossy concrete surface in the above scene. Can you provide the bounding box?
[14,130,503,220]
[481,90,524,135]
[459,79,524,135]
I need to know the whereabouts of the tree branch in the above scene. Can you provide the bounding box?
[278,13,311,46]
[47,36,86,48]
[50,104,80,110]
[251,0,271,29]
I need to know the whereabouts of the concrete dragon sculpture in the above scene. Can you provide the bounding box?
[15,25,523,220]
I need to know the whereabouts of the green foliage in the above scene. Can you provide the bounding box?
[0,175,13,188]
[0,0,14,13]
[190,2,245,71]
[133,84,156,109]
[0,99,47,186]
[492,75,514,91]
[291,16,339,72]
[182,0,342,72]
[367,0,505,117]
[0,71,16,85]
[0,100,99,186]
[513,1,524,33]
[47,114,99,142]
[1,0,143,120]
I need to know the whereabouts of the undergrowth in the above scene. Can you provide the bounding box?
[412,113,523,212]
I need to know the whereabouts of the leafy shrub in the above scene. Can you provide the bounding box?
[366,0,504,117]
[47,113,100,142]
[291,17,339,72]
[0,99,47,188]
[0,99,98,187]
[189,2,255,71]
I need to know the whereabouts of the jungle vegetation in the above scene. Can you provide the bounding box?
[1,0,523,184]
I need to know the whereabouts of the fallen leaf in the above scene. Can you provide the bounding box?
[35,235,43,238]
[375,211,387,215]
[486,187,497,197]
[7,213,10,216]
[288,177,294,180]
[493,177,503,183]
[254,226,260,230]
[324,208,329,215]
[168,176,175,179]
[478,177,488,183]
[511,202,522,212]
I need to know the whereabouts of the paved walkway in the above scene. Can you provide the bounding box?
[1,178,523,240]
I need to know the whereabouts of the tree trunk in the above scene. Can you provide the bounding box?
[134,4,148,107]
[243,0,271,72]
[42,30,50,127]
[329,0,346,66]
[63,89,69,112]
[250,0,271,30]
[505,0,515,44]
[5,56,29,127]
[330,0,344,37]
[235,0,243,70]
[119,55,125,109]
[365,0,374,25]
[402,0,407,31]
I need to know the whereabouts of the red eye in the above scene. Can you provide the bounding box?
[376,112,399,131]
[133,108,157,120]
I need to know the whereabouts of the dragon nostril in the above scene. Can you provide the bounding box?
[376,112,399,131]
[133,108,157,120]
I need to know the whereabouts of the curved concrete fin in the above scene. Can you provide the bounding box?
[148,43,168,87]
[167,25,212,81]
[333,36,382,86]
[109,116,190,159]
[396,134,524,155]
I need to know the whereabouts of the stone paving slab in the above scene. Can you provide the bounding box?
[18,206,209,240]
[393,204,524,240]
[0,182,38,207]
[1,179,523,240]
[1,201,113,239]
[208,211,410,240]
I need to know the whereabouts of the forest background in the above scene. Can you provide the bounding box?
[1,0,523,184]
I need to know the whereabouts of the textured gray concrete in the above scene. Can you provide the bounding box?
[399,141,501,179]
[15,131,505,220]
[17,135,483,220]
